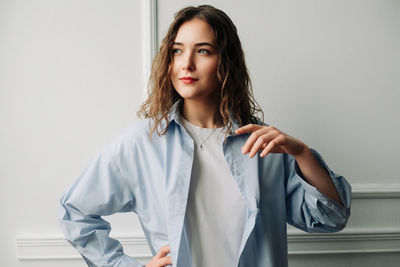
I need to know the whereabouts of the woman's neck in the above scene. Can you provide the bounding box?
[180,99,222,129]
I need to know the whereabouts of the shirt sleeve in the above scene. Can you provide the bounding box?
[59,144,144,267]
[284,148,351,233]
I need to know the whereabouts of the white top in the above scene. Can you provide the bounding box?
[181,118,247,267]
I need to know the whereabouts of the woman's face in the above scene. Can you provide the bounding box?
[170,18,220,102]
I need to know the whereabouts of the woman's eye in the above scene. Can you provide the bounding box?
[199,49,210,54]
[172,48,182,54]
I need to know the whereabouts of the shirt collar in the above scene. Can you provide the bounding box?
[168,99,240,137]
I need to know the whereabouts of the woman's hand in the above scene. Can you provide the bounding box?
[235,124,307,158]
[145,245,172,267]
[236,124,343,205]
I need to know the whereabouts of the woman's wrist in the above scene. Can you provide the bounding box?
[292,141,309,159]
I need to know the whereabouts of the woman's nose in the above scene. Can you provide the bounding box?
[181,53,195,71]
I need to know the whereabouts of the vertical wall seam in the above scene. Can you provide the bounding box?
[141,0,158,99]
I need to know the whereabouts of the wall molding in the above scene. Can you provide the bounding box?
[16,229,400,261]
[17,184,399,261]
[351,183,400,199]
[141,0,157,98]
[287,229,400,255]
[16,234,150,261]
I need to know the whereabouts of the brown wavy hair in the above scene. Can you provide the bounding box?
[137,5,263,136]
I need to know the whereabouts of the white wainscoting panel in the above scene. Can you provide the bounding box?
[16,229,400,261]
[16,184,400,264]
[16,235,150,261]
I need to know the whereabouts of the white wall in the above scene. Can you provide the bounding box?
[0,0,144,266]
[158,0,400,185]
[1,0,399,266]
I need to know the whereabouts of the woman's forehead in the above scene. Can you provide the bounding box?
[174,18,216,45]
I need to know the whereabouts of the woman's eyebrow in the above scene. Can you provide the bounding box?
[173,42,215,48]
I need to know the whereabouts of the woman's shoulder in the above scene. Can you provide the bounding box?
[101,119,163,159]
[116,118,161,144]
[122,119,151,136]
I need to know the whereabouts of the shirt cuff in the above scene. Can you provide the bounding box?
[293,148,350,212]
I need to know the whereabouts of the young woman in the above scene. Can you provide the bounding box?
[59,5,351,267]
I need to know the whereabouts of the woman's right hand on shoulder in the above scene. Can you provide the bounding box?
[145,245,172,267]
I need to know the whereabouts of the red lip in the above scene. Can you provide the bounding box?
[180,77,198,81]
[180,77,198,84]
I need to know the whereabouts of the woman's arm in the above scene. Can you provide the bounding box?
[292,145,342,205]
[235,124,342,205]
[59,146,142,267]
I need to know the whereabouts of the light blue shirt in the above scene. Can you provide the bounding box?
[59,101,351,267]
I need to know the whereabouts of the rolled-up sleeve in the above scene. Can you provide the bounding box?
[284,148,351,233]
[59,145,143,267]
